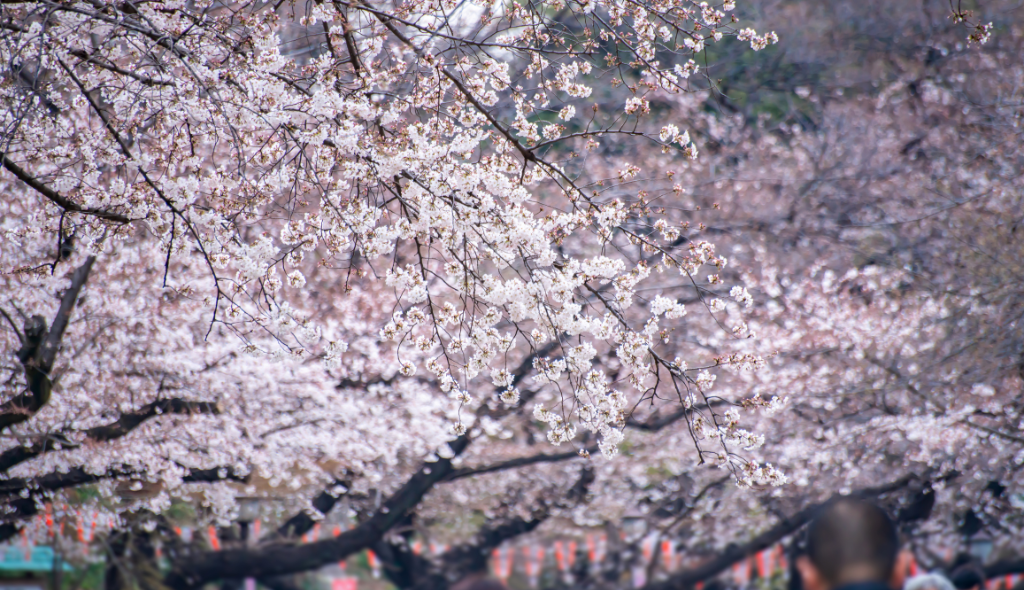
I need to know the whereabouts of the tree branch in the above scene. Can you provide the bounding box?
[0,397,221,472]
[271,477,352,540]
[442,447,592,482]
[85,398,221,442]
[1,256,96,432]
[164,436,471,589]
[985,560,1024,577]
[0,156,129,222]
[168,343,557,588]
[447,400,693,482]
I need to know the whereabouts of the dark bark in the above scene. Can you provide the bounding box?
[259,576,305,590]
[104,530,129,590]
[0,398,220,472]
[1,256,95,432]
[442,447,593,482]
[985,560,1024,577]
[406,516,549,590]
[0,156,130,222]
[272,478,352,540]
[103,517,163,590]
[165,436,470,589]
[374,535,432,590]
[624,399,726,432]
[85,398,221,441]
[250,478,353,590]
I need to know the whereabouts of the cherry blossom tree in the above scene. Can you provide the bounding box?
[0,0,1014,587]
[0,0,797,584]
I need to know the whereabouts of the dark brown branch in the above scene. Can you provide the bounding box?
[409,513,551,590]
[0,397,220,472]
[258,577,305,590]
[447,399,694,482]
[272,477,352,540]
[85,398,221,441]
[443,447,593,482]
[164,436,471,590]
[252,486,353,590]
[625,407,689,431]
[1,257,96,432]
[624,398,728,431]
[986,560,1024,577]
[0,465,132,497]
[0,157,129,222]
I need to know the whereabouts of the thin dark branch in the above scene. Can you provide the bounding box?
[0,156,129,222]
[442,447,590,482]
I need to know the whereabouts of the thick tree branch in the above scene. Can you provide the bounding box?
[85,398,221,442]
[0,398,221,472]
[164,436,471,589]
[1,256,96,432]
[272,477,352,540]
[258,577,305,590]
[985,560,1024,577]
[250,479,353,590]
[0,156,129,222]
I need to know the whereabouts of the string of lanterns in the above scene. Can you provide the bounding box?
[5,508,1022,590]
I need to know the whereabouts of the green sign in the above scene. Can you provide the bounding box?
[0,547,73,572]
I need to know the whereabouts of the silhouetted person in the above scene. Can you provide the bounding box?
[797,499,910,590]
[950,567,985,590]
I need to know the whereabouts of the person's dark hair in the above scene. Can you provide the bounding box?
[950,567,985,590]
[805,498,900,586]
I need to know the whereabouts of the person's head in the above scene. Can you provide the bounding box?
[797,499,908,590]
[950,567,985,590]
[905,574,957,590]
